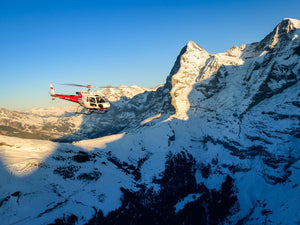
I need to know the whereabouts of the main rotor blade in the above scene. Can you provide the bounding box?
[59,83,131,89]
[60,83,95,88]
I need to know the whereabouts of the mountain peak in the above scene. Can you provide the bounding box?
[266,18,300,50]
[186,41,208,53]
[276,18,300,34]
[282,17,300,29]
[248,18,300,53]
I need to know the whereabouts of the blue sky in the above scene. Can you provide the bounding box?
[0,0,299,110]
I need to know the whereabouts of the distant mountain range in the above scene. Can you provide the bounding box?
[0,18,299,224]
[0,85,162,141]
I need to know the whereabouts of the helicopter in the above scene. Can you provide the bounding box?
[50,83,112,114]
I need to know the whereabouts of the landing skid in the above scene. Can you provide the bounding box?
[75,106,107,115]
[93,109,107,114]
[75,106,85,114]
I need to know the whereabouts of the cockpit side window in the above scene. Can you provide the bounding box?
[96,96,106,103]
[90,97,95,103]
[96,96,100,103]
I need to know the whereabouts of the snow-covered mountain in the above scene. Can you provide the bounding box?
[0,18,299,225]
[0,85,163,141]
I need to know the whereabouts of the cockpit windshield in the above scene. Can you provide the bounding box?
[96,95,106,103]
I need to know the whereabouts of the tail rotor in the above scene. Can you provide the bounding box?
[50,83,56,102]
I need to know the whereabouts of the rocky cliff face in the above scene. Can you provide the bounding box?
[0,18,299,225]
[168,18,300,119]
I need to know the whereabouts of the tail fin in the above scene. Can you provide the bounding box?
[50,83,56,102]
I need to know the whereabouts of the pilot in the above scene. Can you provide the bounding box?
[96,96,101,103]
[100,97,105,103]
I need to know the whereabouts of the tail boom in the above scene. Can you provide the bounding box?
[50,83,79,103]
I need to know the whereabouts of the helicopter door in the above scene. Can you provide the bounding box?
[88,97,97,107]
[96,96,106,109]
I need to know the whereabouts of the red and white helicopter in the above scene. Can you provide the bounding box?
[50,83,112,114]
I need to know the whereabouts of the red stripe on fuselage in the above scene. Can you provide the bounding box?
[54,94,79,103]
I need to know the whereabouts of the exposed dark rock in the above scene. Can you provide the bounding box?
[199,163,211,178]
[48,214,78,225]
[77,170,102,181]
[292,101,300,108]
[11,191,21,197]
[0,195,11,207]
[53,166,79,179]
[72,151,91,163]
[107,156,131,174]
[86,152,238,225]
[294,45,300,56]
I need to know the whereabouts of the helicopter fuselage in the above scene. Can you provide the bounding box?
[78,91,110,110]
